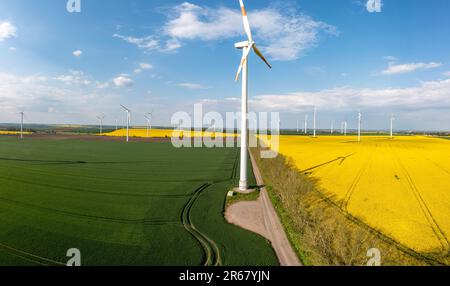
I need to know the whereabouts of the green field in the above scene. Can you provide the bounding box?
[0,136,277,266]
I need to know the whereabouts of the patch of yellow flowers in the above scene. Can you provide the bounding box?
[0,131,33,135]
[103,128,239,138]
[277,135,450,254]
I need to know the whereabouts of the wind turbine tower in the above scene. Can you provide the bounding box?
[313,107,317,137]
[304,115,308,134]
[145,111,153,138]
[97,115,106,135]
[358,111,362,142]
[19,112,24,139]
[390,113,395,139]
[120,105,131,143]
[234,0,272,191]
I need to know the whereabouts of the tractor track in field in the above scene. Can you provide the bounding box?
[312,189,448,266]
[395,159,450,252]
[341,155,371,211]
[0,242,65,266]
[0,197,180,226]
[181,183,222,266]
[0,174,194,198]
[0,163,208,184]
[230,150,239,180]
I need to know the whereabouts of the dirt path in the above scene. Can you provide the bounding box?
[225,152,301,266]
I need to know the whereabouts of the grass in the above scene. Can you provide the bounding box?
[0,136,277,266]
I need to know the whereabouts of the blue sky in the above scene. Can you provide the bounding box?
[0,0,449,131]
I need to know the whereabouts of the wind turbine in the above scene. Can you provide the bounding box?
[313,107,317,137]
[358,111,362,142]
[344,121,348,136]
[296,119,299,133]
[144,111,153,138]
[390,113,395,139]
[331,120,334,135]
[97,115,106,135]
[304,114,308,134]
[19,112,24,139]
[120,105,131,142]
[234,0,272,191]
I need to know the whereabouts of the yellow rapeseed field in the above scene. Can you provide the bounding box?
[0,131,33,135]
[277,135,450,254]
[103,128,238,138]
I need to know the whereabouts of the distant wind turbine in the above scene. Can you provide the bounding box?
[19,112,24,139]
[331,120,334,135]
[144,111,153,138]
[97,115,106,135]
[344,121,348,136]
[234,0,272,191]
[304,114,308,135]
[120,105,131,142]
[390,113,395,139]
[358,111,362,142]
[313,107,317,137]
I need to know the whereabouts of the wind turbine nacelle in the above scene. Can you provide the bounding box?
[235,41,250,49]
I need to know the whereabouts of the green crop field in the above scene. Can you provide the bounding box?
[0,136,277,266]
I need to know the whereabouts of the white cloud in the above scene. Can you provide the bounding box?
[139,63,153,70]
[55,70,91,86]
[443,71,450,77]
[113,75,134,87]
[0,21,17,42]
[0,72,123,124]
[113,33,160,49]
[247,79,450,112]
[72,50,83,57]
[381,62,442,75]
[177,82,207,89]
[114,2,337,61]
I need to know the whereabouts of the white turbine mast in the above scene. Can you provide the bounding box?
[145,111,153,138]
[390,113,395,139]
[358,111,362,142]
[344,121,348,136]
[97,115,106,135]
[304,114,308,135]
[120,104,131,142]
[331,120,334,135]
[19,112,25,139]
[235,0,272,192]
[313,107,317,137]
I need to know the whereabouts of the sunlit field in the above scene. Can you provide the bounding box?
[0,131,33,135]
[103,129,238,138]
[277,135,450,254]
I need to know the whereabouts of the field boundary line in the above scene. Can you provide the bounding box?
[0,242,65,266]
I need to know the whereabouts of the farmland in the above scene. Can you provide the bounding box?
[276,135,450,256]
[104,128,238,139]
[0,136,277,266]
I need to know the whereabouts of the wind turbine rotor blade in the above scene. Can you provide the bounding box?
[235,45,253,81]
[239,0,253,41]
[252,45,272,69]
[120,104,131,112]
